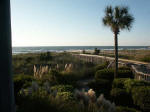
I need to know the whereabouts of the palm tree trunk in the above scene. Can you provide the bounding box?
[0,0,15,112]
[114,32,118,78]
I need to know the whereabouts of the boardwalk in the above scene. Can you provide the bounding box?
[73,53,150,81]
[74,54,149,65]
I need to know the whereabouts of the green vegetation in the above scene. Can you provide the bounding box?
[140,56,150,62]
[124,79,150,92]
[111,78,150,111]
[13,52,150,112]
[95,69,114,81]
[132,86,150,111]
[94,61,109,71]
[88,65,150,112]
[93,48,100,55]
[110,88,132,106]
[51,85,74,92]
[112,78,128,89]
[99,50,150,63]
[88,79,112,97]
[13,74,34,100]
[95,68,133,81]
[116,106,141,112]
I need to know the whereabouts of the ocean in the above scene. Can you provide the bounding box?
[12,46,150,54]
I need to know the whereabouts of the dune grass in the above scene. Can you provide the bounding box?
[99,50,150,62]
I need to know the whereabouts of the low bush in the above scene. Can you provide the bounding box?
[17,91,71,112]
[56,92,74,101]
[118,54,131,59]
[140,56,150,62]
[82,50,86,54]
[40,69,61,84]
[51,85,74,92]
[117,70,133,78]
[110,88,133,106]
[94,61,109,71]
[123,79,150,111]
[112,78,129,89]
[95,68,133,81]
[58,72,79,85]
[95,69,114,81]
[124,79,150,93]
[13,74,34,105]
[132,86,150,112]
[88,79,112,97]
[13,74,33,96]
[40,52,52,61]
[116,106,141,112]
[93,48,100,55]
[80,67,95,78]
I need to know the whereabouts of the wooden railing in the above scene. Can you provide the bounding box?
[131,65,150,81]
[72,53,150,82]
[72,53,149,65]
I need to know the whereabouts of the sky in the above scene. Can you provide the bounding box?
[11,0,150,46]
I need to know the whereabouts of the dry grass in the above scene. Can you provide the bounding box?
[99,50,150,62]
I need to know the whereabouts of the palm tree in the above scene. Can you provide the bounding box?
[102,6,134,78]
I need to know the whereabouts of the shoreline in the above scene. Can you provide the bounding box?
[12,46,150,54]
[13,50,150,63]
[12,49,150,55]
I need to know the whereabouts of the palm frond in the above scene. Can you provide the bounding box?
[119,14,134,30]
[105,6,113,16]
[120,7,128,16]
[102,5,134,33]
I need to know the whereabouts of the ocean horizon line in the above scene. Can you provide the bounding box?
[12,45,150,48]
[12,46,150,54]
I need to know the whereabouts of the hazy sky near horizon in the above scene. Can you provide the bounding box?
[11,0,150,46]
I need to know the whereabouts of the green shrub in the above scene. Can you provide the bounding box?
[94,62,108,71]
[88,79,112,96]
[88,79,110,91]
[80,67,95,78]
[82,50,86,54]
[13,74,34,104]
[17,91,71,112]
[93,48,100,55]
[42,69,61,84]
[56,92,74,101]
[117,70,133,78]
[94,69,116,97]
[95,69,114,81]
[124,79,150,111]
[116,106,141,112]
[58,72,79,85]
[17,95,54,112]
[124,79,150,93]
[13,74,33,95]
[40,52,52,61]
[110,88,133,106]
[112,78,129,89]
[140,56,150,62]
[118,54,131,59]
[25,57,33,63]
[132,86,150,111]
[51,85,74,92]
[49,69,60,78]
[95,68,132,81]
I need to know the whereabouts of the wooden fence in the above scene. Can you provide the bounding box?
[72,53,150,82]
